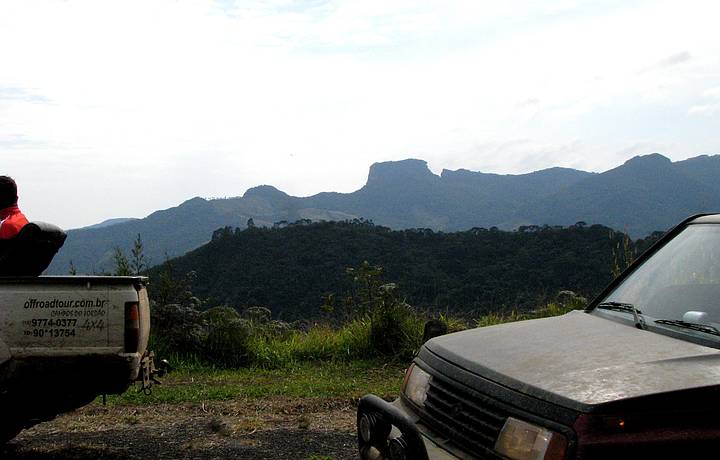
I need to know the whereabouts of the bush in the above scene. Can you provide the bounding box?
[337,264,428,358]
[555,290,587,310]
[368,284,424,357]
[203,307,252,368]
[150,302,205,357]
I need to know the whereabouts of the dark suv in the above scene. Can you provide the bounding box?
[358,214,720,459]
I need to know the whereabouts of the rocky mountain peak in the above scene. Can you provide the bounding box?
[243,185,290,200]
[622,153,672,168]
[365,159,438,187]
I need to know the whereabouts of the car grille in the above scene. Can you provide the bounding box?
[420,372,509,458]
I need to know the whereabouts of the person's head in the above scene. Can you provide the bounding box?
[0,176,19,209]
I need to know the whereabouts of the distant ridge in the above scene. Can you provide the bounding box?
[523,154,720,236]
[74,217,138,231]
[48,153,720,274]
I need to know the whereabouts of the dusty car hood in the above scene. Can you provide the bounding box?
[424,310,720,410]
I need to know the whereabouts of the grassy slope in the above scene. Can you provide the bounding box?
[106,360,406,406]
[114,303,581,408]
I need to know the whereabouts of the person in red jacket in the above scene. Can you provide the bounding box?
[0,176,29,240]
[0,176,66,276]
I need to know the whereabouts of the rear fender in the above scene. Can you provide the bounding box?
[137,287,150,354]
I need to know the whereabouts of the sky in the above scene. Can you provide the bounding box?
[1,0,720,229]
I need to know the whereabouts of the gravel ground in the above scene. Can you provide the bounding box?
[2,398,360,459]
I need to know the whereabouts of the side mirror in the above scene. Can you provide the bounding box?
[683,311,710,324]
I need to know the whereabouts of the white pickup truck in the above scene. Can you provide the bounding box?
[0,224,159,443]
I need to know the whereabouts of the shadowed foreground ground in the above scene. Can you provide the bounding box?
[2,398,359,460]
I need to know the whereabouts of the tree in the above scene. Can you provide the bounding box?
[152,255,198,307]
[130,234,147,275]
[611,231,635,278]
[113,247,131,276]
[346,261,384,315]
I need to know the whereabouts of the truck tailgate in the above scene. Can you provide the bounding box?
[0,276,147,357]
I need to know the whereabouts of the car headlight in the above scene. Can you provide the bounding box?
[402,364,432,407]
[494,417,568,460]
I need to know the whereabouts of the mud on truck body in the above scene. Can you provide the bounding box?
[358,214,720,460]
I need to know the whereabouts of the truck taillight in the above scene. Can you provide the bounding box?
[125,302,140,353]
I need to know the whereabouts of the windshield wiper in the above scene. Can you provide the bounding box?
[596,301,646,329]
[654,319,720,337]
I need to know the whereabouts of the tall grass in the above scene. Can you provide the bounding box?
[152,296,585,371]
[244,314,426,369]
[245,319,371,368]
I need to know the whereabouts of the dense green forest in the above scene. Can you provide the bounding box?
[148,220,661,320]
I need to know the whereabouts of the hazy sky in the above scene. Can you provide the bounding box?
[2,0,719,229]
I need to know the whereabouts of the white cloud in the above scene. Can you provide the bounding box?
[688,86,720,116]
[689,104,720,116]
[705,87,720,98]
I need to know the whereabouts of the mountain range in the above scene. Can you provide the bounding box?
[48,153,720,274]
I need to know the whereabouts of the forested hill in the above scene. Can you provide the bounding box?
[151,220,659,320]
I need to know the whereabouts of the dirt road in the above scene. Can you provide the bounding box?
[2,397,360,459]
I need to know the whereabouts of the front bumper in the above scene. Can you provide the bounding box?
[358,394,470,460]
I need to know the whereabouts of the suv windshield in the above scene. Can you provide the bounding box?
[595,224,720,342]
